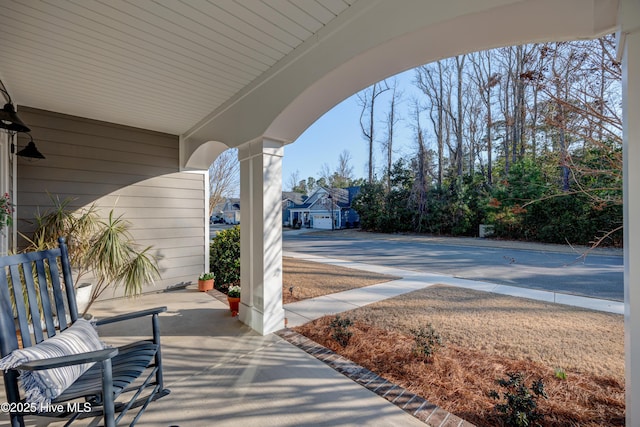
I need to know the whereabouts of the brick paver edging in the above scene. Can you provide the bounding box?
[275,328,476,427]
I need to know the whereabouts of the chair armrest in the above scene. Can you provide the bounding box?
[18,348,119,371]
[95,307,167,326]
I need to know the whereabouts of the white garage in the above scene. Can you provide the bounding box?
[312,215,333,230]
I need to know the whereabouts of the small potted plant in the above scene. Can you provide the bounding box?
[227,284,241,316]
[198,272,215,292]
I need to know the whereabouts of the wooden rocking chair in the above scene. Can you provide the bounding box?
[0,238,170,426]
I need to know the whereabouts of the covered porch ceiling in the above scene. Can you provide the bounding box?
[0,0,356,138]
[0,0,620,169]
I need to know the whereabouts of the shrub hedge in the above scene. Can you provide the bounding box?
[210,225,240,291]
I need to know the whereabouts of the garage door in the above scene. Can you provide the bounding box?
[313,215,332,229]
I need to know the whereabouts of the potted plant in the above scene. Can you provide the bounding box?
[198,272,215,292]
[227,285,241,316]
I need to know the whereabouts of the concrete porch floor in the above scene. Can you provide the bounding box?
[0,287,428,427]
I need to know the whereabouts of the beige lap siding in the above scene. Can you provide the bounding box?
[15,107,207,299]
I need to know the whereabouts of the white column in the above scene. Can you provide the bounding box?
[238,138,285,335]
[621,0,640,423]
[0,132,9,256]
[202,170,211,271]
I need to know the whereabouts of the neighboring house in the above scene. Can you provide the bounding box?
[210,200,226,223]
[281,192,306,227]
[286,187,360,230]
[221,198,241,224]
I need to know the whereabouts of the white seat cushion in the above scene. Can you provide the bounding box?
[0,319,105,406]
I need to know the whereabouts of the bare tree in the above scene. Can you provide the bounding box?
[421,56,465,179]
[464,83,483,177]
[546,42,585,191]
[538,37,621,198]
[452,54,466,177]
[408,99,431,231]
[497,46,515,173]
[318,150,355,189]
[287,170,301,192]
[497,45,544,166]
[470,50,500,185]
[415,60,447,187]
[335,150,355,188]
[208,149,239,216]
[522,43,548,158]
[381,80,402,191]
[513,45,528,161]
[358,80,390,183]
[318,162,332,184]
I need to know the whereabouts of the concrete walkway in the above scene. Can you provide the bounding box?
[283,251,623,328]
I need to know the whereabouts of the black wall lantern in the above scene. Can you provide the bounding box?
[1,79,44,159]
[0,80,30,133]
[12,134,45,159]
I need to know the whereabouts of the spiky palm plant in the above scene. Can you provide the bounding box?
[23,195,160,315]
[83,211,160,312]
[24,195,101,285]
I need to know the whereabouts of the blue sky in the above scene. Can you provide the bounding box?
[282,69,419,190]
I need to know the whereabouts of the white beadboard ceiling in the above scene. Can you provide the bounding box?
[0,0,355,136]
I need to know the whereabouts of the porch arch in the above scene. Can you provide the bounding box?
[182,0,617,153]
[221,1,638,424]
[182,140,230,171]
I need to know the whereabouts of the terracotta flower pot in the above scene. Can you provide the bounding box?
[198,279,214,292]
[228,296,240,316]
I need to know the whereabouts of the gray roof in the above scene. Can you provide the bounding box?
[289,187,352,209]
[282,192,306,205]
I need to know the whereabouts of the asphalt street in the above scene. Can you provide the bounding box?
[282,230,624,302]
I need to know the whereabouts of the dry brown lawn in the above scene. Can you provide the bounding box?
[282,256,400,304]
[284,258,625,427]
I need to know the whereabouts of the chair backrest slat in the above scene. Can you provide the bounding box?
[0,268,19,356]
[8,263,31,348]
[59,240,78,324]
[34,259,56,338]
[47,256,69,331]
[48,256,70,331]
[22,259,45,344]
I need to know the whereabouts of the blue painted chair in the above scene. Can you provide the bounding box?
[0,238,170,426]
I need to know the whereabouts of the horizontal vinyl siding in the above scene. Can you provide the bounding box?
[16,107,206,299]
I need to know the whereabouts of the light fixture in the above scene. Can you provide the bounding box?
[0,103,30,133]
[11,133,45,159]
[0,79,31,133]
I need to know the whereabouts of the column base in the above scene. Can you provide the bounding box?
[239,302,286,335]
